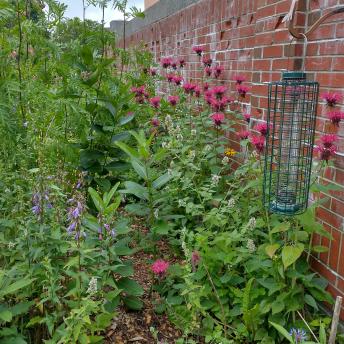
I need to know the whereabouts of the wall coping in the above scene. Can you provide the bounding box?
[109,0,199,37]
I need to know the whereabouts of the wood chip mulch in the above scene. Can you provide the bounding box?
[105,221,184,344]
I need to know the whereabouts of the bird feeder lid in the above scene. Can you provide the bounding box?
[282,71,306,81]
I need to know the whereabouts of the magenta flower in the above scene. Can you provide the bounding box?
[211,85,227,98]
[149,68,157,76]
[254,122,270,137]
[171,61,178,70]
[166,73,175,82]
[151,259,170,277]
[179,58,185,68]
[213,65,224,79]
[149,96,161,108]
[151,117,160,127]
[191,251,201,271]
[204,66,212,77]
[314,145,336,162]
[318,134,338,148]
[210,97,228,112]
[211,112,225,126]
[234,75,246,85]
[243,113,251,123]
[204,83,210,91]
[238,130,250,140]
[161,57,172,68]
[237,85,249,98]
[183,82,196,94]
[131,85,146,96]
[194,85,201,98]
[202,57,212,67]
[168,95,179,106]
[192,45,204,56]
[327,111,344,126]
[173,75,183,86]
[322,92,341,107]
[250,135,265,153]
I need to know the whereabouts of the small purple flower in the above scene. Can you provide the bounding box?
[67,221,77,233]
[289,328,307,343]
[32,205,41,215]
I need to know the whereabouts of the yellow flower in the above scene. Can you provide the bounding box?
[225,148,237,157]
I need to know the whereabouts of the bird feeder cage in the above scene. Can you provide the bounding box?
[263,72,319,215]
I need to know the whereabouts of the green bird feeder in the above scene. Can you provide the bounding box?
[263,72,319,215]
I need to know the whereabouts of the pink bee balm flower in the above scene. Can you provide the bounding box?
[250,135,265,154]
[192,45,204,56]
[213,65,224,79]
[194,85,201,98]
[179,58,185,68]
[211,112,225,126]
[171,61,178,70]
[327,111,344,126]
[238,130,250,140]
[149,96,161,108]
[202,57,212,67]
[166,73,175,82]
[204,66,212,77]
[173,75,183,85]
[254,122,271,137]
[211,85,227,98]
[237,85,249,98]
[234,75,246,85]
[149,68,157,76]
[151,117,160,127]
[183,82,196,94]
[318,134,338,148]
[322,92,341,107]
[168,95,179,106]
[204,83,210,91]
[161,57,172,68]
[151,259,169,277]
[210,97,228,112]
[314,145,337,162]
[243,113,251,123]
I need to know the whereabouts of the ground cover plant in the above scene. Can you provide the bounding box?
[0,0,343,343]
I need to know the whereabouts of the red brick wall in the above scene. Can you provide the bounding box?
[121,0,344,316]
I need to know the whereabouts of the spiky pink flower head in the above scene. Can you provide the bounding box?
[243,113,251,123]
[202,57,213,67]
[210,97,228,112]
[194,85,201,98]
[322,92,341,107]
[173,75,183,86]
[161,57,172,68]
[213,65,224,79]
[191,251,201,271]
[327,111,344,126]
[234,75,246,85]
[192,45,204,56]
[204,83,210,91]
[149,68,158,76]
[254,122,271,137]
[314,145,337,162]
[237,85,249,98]
[168,95,179,106]
[211,85,227,99]
[318,134,338,148]
[151,117,160,127]
[171,61,178,70]
[166,73,175,83]
[238,130,250,140]
[204,66,212,77]
[210,112,225,126]
[183,82,196,94]
[250,135,265,154]
[131,85,146,96]
[179,58,185,68]
[149,96,161,108]
[151,259,169,277]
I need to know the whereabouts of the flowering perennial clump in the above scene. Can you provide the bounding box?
[151,259,169,277]
[211,112,225,126]
[327,110,344,126]
[322,92,341,107]
[250,135,265,154]
[192,45,204,56]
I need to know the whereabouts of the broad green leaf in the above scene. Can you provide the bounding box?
[304,294,318,310]
[104,196,121,216]
[265,244,280,259]
[88,187,104,212]
[0,310,12,322]
[282,244,304,269]
[115,142,139,159]
[270,222,290,235]
[269,321,294,343]
[103,182,120,206]
[312,245,328,253]
[117,278,144,296]
[152,220,170,235]
[131,159,148,180]
[1,278,34,297]
[123,296,143,310]
[119,113,135,125]
[120,181,149,200]
[152,172,173,189]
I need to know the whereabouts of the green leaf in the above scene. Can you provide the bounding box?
[103,182,120,206]
[88,187,104,212]
[117,278,144,296]
[0,310,12,322]
[115,142,139,159]
[269,322,294,343]
[304,294,318,310]
[125,204,150,216]
[119,113,135,125]
[111,131,130,142]
[121,181,149,200]
[123,296,143,310]
[152,172,173,189]
[281,244,304,269]
[131,159,148,180]
[0,278,34,297]
[104,196,121,216]
[270,222,290,235]
[265,244,280,259]
[312,245,328,253]
[152,220,170,235]
[271,300,284,314]
[319,323,326,344]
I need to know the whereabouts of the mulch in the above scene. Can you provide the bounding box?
[105,221,184,344]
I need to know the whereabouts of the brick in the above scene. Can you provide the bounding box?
[263,45,283,58]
